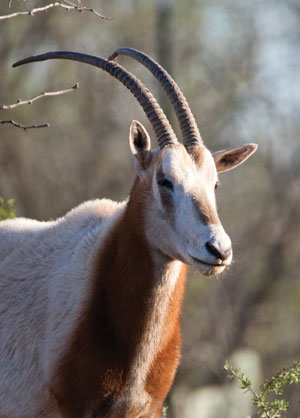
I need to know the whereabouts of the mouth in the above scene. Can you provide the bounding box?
[190,255,226,268]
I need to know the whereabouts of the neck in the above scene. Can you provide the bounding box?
[94,181,187,417]
[97,178,183,352]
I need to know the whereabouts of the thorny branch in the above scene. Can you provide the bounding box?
[0,120,49,130]
[0,83,79,110]
[0,0,112,21]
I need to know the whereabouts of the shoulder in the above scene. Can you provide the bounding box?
[63,199,127,224]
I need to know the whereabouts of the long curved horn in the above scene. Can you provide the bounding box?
[13,51,178,148]
[108,47,202,148]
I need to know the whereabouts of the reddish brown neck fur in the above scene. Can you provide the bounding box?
[50,178,188,418]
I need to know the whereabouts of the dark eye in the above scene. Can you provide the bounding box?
[215,181,220,190]
[157,178,174,191]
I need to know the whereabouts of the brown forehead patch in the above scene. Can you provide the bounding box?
[188,145,207,167]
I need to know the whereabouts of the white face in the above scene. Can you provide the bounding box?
[143,144,232,276]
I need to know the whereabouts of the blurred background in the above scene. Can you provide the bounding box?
[1,1,300,416]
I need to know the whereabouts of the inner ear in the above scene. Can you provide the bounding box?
[129,120,152,171]
[213,143,258,173]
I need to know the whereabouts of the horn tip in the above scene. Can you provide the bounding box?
[108,52,118,61]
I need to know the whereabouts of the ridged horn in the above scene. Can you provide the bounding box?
[13,51,178,148]
[108,47,203,148]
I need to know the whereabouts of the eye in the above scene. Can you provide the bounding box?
[215,181,220,190]
[157,178,174,191]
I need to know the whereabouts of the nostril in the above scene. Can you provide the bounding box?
[205,242,223,259]
[205,242,231,261]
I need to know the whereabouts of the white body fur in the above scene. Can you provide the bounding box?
[0,199,126,417]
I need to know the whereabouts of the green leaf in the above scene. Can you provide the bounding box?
[0,197,16,220]
[224,360,300,418]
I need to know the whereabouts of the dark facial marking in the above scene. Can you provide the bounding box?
[191,194,219,226]
[156,170,174,209]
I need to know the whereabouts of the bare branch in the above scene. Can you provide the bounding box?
[61,0,111,19]
[0,120,49,130]
[0,1,112,21]
[0,83,79,110]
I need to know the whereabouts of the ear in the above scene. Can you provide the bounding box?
[213,143,258,173]
[129,120,152,173]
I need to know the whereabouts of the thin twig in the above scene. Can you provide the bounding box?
[0,1,111,20]
[8,0,12,8]
[0,83,79,110]
[61,0,111,19]
[0,120,49,130]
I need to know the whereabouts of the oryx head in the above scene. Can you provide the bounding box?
[129,119,256,276]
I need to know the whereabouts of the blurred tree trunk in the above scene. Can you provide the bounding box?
[156,0,173,123]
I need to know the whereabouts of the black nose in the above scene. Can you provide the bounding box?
[205,241,232,261]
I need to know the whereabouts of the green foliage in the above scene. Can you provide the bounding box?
[162,405,168,416]
[0,197,16,220]
[224,360,300,418]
